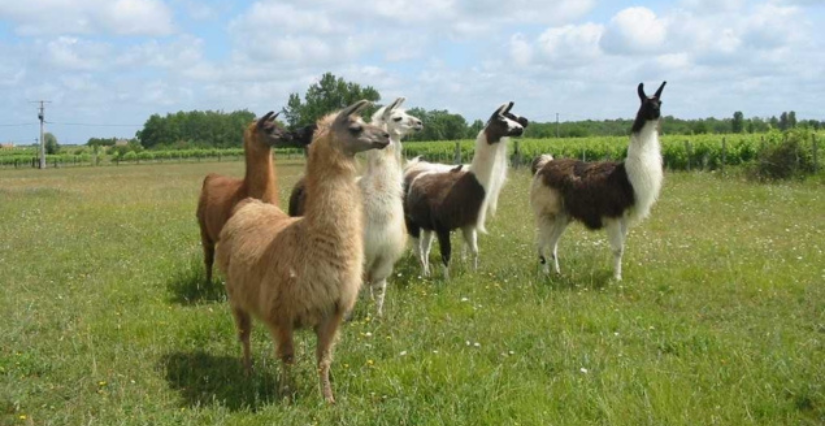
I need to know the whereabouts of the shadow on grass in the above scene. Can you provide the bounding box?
[161,351,281,411]
[535,267,614,291]
[167,260,226,305]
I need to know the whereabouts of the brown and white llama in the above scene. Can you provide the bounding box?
[195,112,314,283]
[216,100,390,404]
[288,98,423,317]
[404,102,528,278]
[530,81,666,281]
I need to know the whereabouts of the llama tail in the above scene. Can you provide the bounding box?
[404,156,423,170]
[530,154,554,175]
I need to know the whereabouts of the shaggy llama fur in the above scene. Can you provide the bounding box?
[530,81,666,281]
[216,100,390,403]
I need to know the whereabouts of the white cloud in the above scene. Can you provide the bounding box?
[0,0,174,36]
[537,23,604,64]
[600,7,668,55]
[509,34,533,67]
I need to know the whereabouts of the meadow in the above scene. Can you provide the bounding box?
[0,160,823,425]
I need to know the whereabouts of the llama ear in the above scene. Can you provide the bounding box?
[257,111,275,129]
[503,101,514,114]
[654,81,667,99]
[638,83,646,101]
[337,100,371,123]
[393,97,406,109]
[272,111,281,120]
[490,102,509,120]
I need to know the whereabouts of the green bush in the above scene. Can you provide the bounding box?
[747,130,816,181]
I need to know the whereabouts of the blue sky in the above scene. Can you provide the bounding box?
[0,0,823,145]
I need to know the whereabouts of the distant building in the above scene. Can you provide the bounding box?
[0,143,14,149]
[114,139,130,146]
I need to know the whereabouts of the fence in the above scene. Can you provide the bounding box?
[0,148,307,170]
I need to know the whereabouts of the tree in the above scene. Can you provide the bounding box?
[779,112,789,131]
[135,110,255,149]
[44,132,60,154]
[284,72,381,128]
[466,119,484,138]
[732,111,744,133]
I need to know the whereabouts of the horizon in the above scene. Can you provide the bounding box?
[1,0,823,145]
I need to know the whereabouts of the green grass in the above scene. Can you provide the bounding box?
[1,161,823,425]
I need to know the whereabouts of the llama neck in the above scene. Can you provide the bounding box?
[470,130,508,233]
[304,139,362,233]
[469,131,505,191]
[625,120,663,223]
[244,138,277,202]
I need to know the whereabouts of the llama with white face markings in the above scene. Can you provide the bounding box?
[404,102,528,278]
[530,81,666,281]
[357,97,422,316]
[288,97,423,317]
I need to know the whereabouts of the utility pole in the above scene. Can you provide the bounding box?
[555,113,560,138]
[34,100,50,169]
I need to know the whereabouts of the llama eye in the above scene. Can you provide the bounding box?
[393,117,403,122]
[349,124,363,133]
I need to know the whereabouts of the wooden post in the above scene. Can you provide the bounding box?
[454,141,461,165]
[685,140,691,171]
[721,137,726,171]
[512,140,521,167]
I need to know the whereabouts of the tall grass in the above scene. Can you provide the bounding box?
[1,161,822,425]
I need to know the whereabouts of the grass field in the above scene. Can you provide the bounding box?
[1,161,823,425]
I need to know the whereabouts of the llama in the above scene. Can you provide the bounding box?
[404,102,528,278]
[196,112,315,283]
[216,100,390,404]
[530,81,666,281]
[288,97,423,317]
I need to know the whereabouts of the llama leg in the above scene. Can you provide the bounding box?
[436,228,452,280]
[606,219,625,281]
[315,310,345,404]
[201,234,215,283]
[270,325,295,396]
[370,260,394,318]
[406,217,422,267]
[461,226,479,271]
[547,215,570,275]
[420,231,435,277]
[231,307,253,375]
[536,217,552,275]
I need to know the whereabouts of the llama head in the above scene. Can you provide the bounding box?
[484,102,529,143]
[636,81,667,122]
[254,111,290,147]
[373,97,423,139]
[332,100,391,156]
[285,123,318,147]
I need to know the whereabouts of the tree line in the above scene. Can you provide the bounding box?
[76,73,823,149]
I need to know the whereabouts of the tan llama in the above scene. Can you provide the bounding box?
[216,100,390,404]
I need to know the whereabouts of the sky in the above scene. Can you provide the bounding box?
[0,0,823,145]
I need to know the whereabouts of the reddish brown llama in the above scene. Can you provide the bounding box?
[196,112,312,283]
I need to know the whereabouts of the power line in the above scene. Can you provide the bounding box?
[0,122,37,127]
[46,121,141,127]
